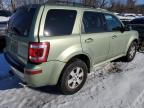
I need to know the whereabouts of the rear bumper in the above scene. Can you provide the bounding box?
[4,52,66,87]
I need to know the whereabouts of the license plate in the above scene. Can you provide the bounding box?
[10,40,18,53]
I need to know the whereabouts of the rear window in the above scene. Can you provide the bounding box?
[82,12,105,33]
[44,9,77,36]
[8,6,37,36]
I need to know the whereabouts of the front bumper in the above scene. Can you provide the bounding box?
[4,52,66,87]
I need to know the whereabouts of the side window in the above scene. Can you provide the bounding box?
[44,9,77,36]
[82,12,105,33]
[104,14,122,32]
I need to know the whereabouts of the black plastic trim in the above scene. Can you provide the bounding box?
[4,52,25,73]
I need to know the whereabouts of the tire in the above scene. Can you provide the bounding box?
[58,59,88,95]
[123,41,137,62]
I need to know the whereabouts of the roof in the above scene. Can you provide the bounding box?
[44,3,108,12]
[19,3,109,13]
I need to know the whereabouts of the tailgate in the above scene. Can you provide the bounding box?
[5,5,42,65]
[6,34,29,64]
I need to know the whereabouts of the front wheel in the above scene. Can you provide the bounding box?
[123,41,137,62]
[58,59,88,95]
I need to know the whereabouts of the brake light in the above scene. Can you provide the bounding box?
[28,42,50,63]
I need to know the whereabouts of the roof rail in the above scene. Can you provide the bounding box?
[96,8,108,12]
[44,1,96,9]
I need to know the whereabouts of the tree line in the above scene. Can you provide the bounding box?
[0,0,144,14]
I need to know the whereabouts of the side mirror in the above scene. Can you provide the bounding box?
[124,25,132,31]
[119,27,125,33]
[119,25,132,33]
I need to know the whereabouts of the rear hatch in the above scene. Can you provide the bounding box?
[5,5,40,65]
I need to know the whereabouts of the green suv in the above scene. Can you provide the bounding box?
[4,4,138,94]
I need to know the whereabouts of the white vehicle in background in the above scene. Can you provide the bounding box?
[117,13,136,21]
[115,12,144,25]
[0,10,11,22]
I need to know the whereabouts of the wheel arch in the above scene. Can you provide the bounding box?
[57,53,92,85]
[126,38,138,54]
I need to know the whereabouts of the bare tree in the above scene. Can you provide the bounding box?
[0,0,3,9]
[11,0,16,11]
[127,0,137,8]
[109,0,116,9]
[126,0,137,12]
[47,0,57,3]
[98,0,108,8]
[82,0,108,8]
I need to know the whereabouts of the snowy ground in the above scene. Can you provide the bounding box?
[0,52,144,108]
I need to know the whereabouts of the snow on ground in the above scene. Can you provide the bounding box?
[0,52,144,108]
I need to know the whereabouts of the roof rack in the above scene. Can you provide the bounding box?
[45,1,96,9]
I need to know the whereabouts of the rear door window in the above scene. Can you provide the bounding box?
[8,6,37,36]
[44,9,77,36]
[82,11,106,33]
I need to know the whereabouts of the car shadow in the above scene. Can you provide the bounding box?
[0,53,22,90]
[0,74,22,90]
[0,73,61,95]
[0,53,61,95]
[33,85,62,95]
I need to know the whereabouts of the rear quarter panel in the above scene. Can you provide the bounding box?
[39,35,83,62]
[38,6,85,62]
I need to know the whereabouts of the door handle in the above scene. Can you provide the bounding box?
[85,38,94,43]
[112,35,118,39]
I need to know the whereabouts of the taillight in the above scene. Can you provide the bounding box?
[28,42,50,63]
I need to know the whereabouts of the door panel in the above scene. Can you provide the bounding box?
[81,33,110,65]
[81,11,110,65]
[103,13,126,59]
[107,32,126,58]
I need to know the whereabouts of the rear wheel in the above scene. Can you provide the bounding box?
[123,41,137,62]
[58,59,88,95]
